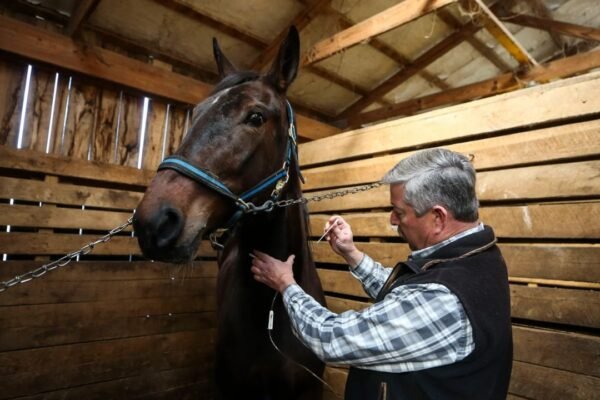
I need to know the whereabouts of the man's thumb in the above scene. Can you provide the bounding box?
[286,254,295,264]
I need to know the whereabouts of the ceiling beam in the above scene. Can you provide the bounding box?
[466,0,538,66]
[251,0,331,70]
[65,0,100,37]
[349,49,600,127]
[302,0,456,66]
[0,15,339,140]
[338,22,480,119]
[501,14,600,43]
[330,8,451,90]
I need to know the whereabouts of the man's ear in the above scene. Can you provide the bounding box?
[431,206,448,232]
[266,26,300,92]
[213,38,237,79]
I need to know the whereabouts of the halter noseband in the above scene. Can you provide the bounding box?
[157,101,301,243]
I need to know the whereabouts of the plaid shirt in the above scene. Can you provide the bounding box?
[282,228,480,373]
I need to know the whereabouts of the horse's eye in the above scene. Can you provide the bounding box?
[245,112,265,127]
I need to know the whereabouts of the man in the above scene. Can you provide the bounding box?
[251,148,512,399]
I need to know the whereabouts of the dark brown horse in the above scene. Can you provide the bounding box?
[133,27,325,400]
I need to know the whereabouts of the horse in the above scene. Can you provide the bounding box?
[133,27,326,400]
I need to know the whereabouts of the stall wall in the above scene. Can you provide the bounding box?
[299,71,600,400]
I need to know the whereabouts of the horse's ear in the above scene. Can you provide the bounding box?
[213,37,237,79]
[267,26,300,92]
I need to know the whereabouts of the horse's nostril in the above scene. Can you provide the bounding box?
[155,206,183,249]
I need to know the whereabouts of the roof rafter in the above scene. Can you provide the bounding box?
[464,0,538,66]
[329,8,451,91]
[302,0,456,66]
[66,0,101,37]
[338,21,481,119]
[349,49,600,127]
[501,14,600,43]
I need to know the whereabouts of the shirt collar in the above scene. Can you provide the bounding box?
[410,223,484,260]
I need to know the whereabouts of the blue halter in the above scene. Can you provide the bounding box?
[157,101,300,224]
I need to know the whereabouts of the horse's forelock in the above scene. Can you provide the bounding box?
[212,71,261,93]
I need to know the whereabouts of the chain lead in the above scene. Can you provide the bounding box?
[0,217,133,293]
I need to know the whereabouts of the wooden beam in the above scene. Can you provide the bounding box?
[302,0,456,66]
[467,0,538,66]
[330,8,451,90]
[65,0,100,37]
[351,49,600,126]
[502,14,600,42]
[339,22,480,118]
[251,0,331,70]
[0,15,338,140]
[150,0,264,49]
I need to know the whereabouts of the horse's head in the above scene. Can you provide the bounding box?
[134,27,301,262]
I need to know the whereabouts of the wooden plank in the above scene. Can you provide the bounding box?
[318,269,366,299]
[0,301,216,351]
[513,325,600,377]
[0,276,217,306]
[301,0,456,66]
[68,79,101,160]
[0,145,153,186]
[314,241,600,284]
[305,160,600,212]
[0,260,218,281]
[0,204,134,231]
[312,241,411,267]
[351,49,600,127]
[323,366,347,400]
[0,330,215,398]
[117,92,143,168]
[511,285,600,328]
[25,68,56,153]
[309,202,600,239]
[12,366,211,400]
[301,118,600,190]
[0,232,216,257]
[0,16,338,141]
[300,70,600,166]
[338,22,480,118]
[0,59,26,147]
[469,0,538,66]
[509,360,600,399]
[0,14,212,105]
[92,87,121,164]
[0,177,143,209]
[503,14,600,42]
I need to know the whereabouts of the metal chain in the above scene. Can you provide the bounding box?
[1,182,382,293]
[0,217,133,293]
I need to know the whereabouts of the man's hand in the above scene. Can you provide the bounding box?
[251,250,296,293]
[325,215,364,268]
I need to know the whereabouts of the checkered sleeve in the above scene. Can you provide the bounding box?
[350,254,393,299]
[282,282,474,373]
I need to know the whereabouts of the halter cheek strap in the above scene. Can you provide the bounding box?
[156,100,300,217]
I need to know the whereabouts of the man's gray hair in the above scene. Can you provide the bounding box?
[382,148,479,222]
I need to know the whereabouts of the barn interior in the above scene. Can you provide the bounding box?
[0,0,599,399]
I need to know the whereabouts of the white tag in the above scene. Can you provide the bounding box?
[268,310,274,330]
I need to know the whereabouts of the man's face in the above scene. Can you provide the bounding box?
[389,184,434,251]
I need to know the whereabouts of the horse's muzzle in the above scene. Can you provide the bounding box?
[133,204,189,262]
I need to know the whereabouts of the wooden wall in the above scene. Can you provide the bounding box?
[0,56,219,399]
[299,71,600,400]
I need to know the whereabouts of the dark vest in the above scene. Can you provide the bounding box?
[345,226,512,400]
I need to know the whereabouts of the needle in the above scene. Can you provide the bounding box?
[317,218,338,243]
